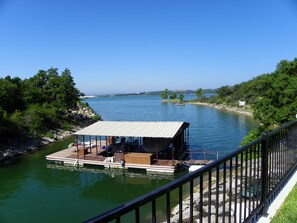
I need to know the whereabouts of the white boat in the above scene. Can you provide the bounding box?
[189,165,203,172]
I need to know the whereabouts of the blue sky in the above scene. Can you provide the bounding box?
[0,0,297,95]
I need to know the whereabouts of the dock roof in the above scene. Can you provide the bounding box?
[74,121,189,138]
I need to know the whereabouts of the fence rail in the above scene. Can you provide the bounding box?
[85,119,297,223]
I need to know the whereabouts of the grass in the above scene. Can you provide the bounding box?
[271,182,297,223]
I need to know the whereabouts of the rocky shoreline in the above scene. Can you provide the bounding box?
[162,100,253,117]
[188,102,253,116]
[168,159,261,223]
[0,104,99,164]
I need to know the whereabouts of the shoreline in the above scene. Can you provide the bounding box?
[162,99,253,117]
[188,101,253,116]
[0,104,98,164]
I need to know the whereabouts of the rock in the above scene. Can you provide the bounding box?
[170,204,200,223]
[3,152,9,157]
[41,137,55,144]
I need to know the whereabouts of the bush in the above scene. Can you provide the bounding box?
[240,127,264,147]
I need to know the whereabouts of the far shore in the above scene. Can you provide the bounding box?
[189,101,253,116]
[162,100,253,117]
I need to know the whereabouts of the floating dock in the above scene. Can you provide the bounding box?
[46,147,178,173]
[46,121,213,173]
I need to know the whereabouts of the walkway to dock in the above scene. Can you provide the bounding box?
[46,147,178,173]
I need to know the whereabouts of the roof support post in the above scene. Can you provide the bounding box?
[83,135,85,159]
[89,136,91,154]
[76,135,79,159]
[96,136,98,154]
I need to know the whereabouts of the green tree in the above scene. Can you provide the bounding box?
[170,92,177,100]
[55,68,80,109]
[178,93,184,103]
[23,70,48,105]
[0,67,83,140]
[195,88,203,99]
[0,76,24,113]
[216,85,233,98]
[160,88,169,100]
[253,58,297,127]
[240,127,264,146]
[0,108,19,140]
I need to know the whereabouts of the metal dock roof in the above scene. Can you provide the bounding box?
[74,121,189,138]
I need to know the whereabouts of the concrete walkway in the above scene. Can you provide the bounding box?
[257,169,297,223]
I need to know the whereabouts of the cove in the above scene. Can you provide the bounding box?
[0,95,258,223]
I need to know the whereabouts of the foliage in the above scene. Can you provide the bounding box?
[202,58,297,127]
[216,85,233,98]
[195,88,203,99]
[252,59,297,127]
[170,92,177,100]
[0,68,82,141]
[0,76,24,114]
[178,93,184,103]
[160,88,169,100]
[240,127,264,147]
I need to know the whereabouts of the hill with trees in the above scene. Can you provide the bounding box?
[208,58,297,127]
[163,58,296,128]
[0,68,100,146]
[160,58,297,144]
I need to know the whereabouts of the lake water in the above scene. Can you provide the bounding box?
[86,95,257,156]
[0,95,258,223]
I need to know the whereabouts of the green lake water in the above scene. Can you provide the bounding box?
[0,95,258,222]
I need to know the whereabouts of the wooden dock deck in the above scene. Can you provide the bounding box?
[46,147,177,173]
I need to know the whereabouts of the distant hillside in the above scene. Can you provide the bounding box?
[96,89,216,97]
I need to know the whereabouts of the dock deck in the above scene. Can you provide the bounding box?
[46,147,177,173]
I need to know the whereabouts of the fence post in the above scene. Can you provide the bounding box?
[261,132,269,215]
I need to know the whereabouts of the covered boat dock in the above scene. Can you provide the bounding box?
[46,121,190,173]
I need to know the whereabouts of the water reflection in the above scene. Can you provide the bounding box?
[46,164,177,203]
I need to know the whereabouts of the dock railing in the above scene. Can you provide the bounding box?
[185,149,219,160]
[84,119,297,223]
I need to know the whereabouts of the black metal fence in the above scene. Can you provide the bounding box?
[85,120,297,223]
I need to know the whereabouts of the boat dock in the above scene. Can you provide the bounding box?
[46,147,178,173]
[46,121,213,173]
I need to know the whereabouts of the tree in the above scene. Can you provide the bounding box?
[240,127,264,146]
[160,88,169,100]
[195,88,203,99]
[216,85,233,98]
[56,68,80,109]
[253,58,297,127]
[178,93,184,103]
[0,67,83,140]
[170,92,177,100]
[23,70,48,105]
[0,76,24,114]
